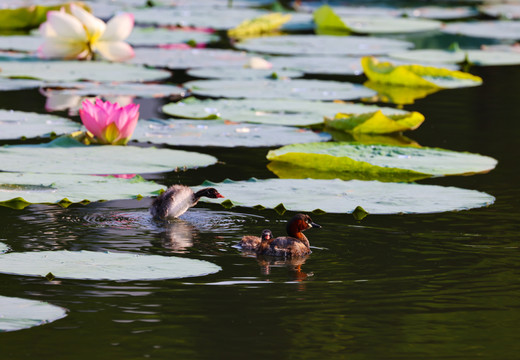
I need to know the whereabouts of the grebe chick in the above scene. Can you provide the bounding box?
[150,185,224,220]
[239,229,273,252]
[259,213,321,257]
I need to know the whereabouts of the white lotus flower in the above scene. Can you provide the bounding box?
[38,4,134,61]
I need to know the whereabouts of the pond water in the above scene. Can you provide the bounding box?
[1,3,520,360]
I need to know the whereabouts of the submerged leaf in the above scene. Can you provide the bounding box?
[192,178,495,214]
[266,142,497,181]
[361,56,482,88]
[0,295,67,332]
[0,250,221,280]
[325,110,425,134]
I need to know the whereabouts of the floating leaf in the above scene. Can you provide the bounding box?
[185,79,376,101]
[187,67,302,80]
[0,173,165,207]
[0,110,80,140]
[325,110,425,134]
[361,56,482,89]
[0,242,8,254]
[269,55,365,76]
[127,27,218,46]
[479,4,520,20]
[403,6,478,20]
[193,178,495,214]
[0,35,40,52]
[0,250,221,280]
[133,119,331,147]
[442,21,520,40]
[266,142,497,181]
[0,78,43,91]
[0,138,217,174]
[0,60,171,82]
[0,295,67,332]
[314,6,441,35]
[162,98,407,127]
[389,48,520,66]
[228,13,292,38]
[41,82,186,98]
[128,48,249,69]
[235,35,413,56]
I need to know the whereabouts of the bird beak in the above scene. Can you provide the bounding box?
[216,193,225,198]
[310,221,321,229]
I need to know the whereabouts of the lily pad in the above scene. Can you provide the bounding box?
[132,119,331,147]
[162,98,407,127]
[479,4,520,20]
[127,27,218,46]
[404,6,478,20]
[185,79,376,101]
[0,242,8,254]
[0,250,221,280]
[0,295,67,332]
[389,48,520,66]
[269,55,365,76]
[338,16,442,34]
[442,21,520,40]
[324,110,425,134]
[128,48,249,69]
[0,35,40,52]
[235,35,413,56]
[0,78,43,91]
[193,178,495,214]
[0,173,165,208]
[361,57,482,89]
[0,138,218,174]
[187,67,303,80]
[266,142,497,181]
[0,110,80,140]
[41,82,186,98]
[0,60,171,82]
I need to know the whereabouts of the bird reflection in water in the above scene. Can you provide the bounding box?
[256,254,312,281]
[155,218,196,253]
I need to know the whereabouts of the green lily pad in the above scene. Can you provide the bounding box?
[269,55,365,76]
[404,6,478,20]
[442,21,520,40]
[338,15,441,34]
[0,173,165,207]
[0,250,221,280]
[0,110,80,140]
[129,48,249,69]
[0,35,40,52]
[0,78,43,91]
[42,82,186,98]
[0,295,67,332]
[479,4,520,20]
[185,79,376,101]
[133,7,268,29]
[389,48,520,66]
[266,142,497,181]
[235,35,413,56]
[187,67,303,80]
[162,97,407,127]
[325,110,425,134]
[0,242,8,254]
[133,119,331,147]
[0,60,171,82]
[193,178,495,214]
[127,27,218,46]
[0,138,218,174]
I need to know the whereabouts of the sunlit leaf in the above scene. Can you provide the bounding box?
[0,250,221,280]
[132,118,331,147]
[325,110,425,134]
[0,2,89,30]
[0,110,80,140]
[228,13,292,38]
[442,21,520,40]
[266,142,497,181]
[187,67,302,80]
[193,178,495,214]
[162,97,407,127]
[362,80,440,105]
[0,295,67,332]
[185,79,376,101]
[361,56,482,88]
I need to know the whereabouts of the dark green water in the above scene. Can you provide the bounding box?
[1,20,520,360]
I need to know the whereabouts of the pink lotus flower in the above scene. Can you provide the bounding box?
[79,99,139,145]
[38,4,134,61]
